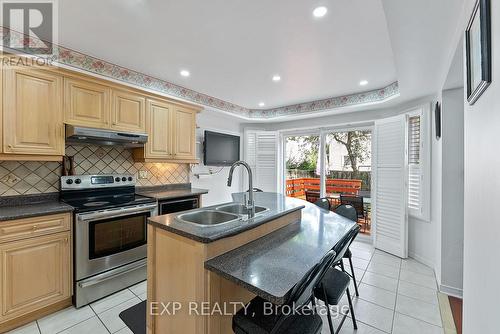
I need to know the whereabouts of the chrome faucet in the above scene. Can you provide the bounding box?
[227,161,255,217]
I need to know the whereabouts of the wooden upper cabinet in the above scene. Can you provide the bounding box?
[3,68,64,156]
[64,78,110,128]
[172,105,197,160]
[144,99,173,159]
[133,100,199,163]
[0,232,71,322]
[111,89,146,133]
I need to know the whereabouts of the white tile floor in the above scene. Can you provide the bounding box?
[7,281,146,334]
[320,240,445,334]
[7,241,444,334]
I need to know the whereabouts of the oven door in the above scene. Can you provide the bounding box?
[75,203,157,280]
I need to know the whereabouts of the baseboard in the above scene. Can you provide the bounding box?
[408,251,434,268]
[440,284,463,298]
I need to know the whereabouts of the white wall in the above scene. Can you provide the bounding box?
[461,0,500,331]
[440,87,464,296]
[190,110,244,206]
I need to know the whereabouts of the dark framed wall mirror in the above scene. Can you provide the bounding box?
[435,102,441,139]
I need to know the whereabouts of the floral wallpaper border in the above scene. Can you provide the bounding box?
[1,27,399,119]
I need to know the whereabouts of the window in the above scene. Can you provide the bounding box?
[408,115,421,213]
[407,107,430,221]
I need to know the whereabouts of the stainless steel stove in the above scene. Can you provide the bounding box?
[60,174,157,308]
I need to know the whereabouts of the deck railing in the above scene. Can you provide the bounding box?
[285,178,362,198]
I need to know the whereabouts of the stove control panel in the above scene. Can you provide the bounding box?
[61,174,136,190]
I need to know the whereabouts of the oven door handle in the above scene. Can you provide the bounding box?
[78,259,147,289]
[77,203,158,221]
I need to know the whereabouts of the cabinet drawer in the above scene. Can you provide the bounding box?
[0,213,71,244]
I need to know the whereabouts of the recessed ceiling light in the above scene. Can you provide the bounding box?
[313,6,328,18]
[258,102,265,107]
[359,80,368,86]
[180,70,190,77]
[272,75,281,82]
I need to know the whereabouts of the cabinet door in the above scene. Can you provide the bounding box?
[144,99,173,159]
[111,89,146,133]
[172,106,196,160]
[64,78,110,128]
[3,68,64,156]
[0,232,71,321]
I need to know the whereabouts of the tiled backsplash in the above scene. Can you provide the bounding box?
[0,145,189,196]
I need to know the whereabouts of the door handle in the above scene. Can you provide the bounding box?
[78,259,146,288]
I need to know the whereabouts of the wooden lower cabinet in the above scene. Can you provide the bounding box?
[0,214,72,332]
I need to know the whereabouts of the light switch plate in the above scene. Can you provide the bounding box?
[138,170,148,179]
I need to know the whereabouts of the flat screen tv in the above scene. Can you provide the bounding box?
[203,131,240,166]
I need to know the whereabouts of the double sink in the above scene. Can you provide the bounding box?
[176,203,268,227]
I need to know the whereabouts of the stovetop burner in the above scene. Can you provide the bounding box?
[59,174,156,213]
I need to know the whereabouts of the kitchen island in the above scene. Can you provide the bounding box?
[146,192,356,334]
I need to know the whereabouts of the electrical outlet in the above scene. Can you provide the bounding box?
[138,170,149,179]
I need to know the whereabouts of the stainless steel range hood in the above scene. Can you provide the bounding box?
[65,125,148,148]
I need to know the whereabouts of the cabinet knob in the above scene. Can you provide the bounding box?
[7,144,12,149]
[32,225,38,230]
[63,238,68,243]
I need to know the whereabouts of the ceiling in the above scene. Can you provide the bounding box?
[58,0,396,110]
[53,0,467,120]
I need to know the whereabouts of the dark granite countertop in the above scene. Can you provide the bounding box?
[147,192,305,243]
[0,193,74,222]
[204,193,357,305]
[136,183,208,200]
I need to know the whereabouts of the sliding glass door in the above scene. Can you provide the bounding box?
[282,128,373,236]
[323,130,372,235]
[284,134,320,200]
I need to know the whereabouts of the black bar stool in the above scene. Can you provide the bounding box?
[314,226,360,334]
[232,250,337,334]
[333,204,361,297]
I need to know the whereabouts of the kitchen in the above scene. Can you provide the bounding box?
[1,0,497,333]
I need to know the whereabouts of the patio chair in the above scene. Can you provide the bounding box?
[305,190,320,203]
[340,195,369,233]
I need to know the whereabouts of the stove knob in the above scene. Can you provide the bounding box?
[66,179,73,185]
[128,177,133,181]
[122,177,127,182]
[75,179,81,185]
[115,177,120,182]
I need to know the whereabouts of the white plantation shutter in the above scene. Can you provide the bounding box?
[408,115,422,215]
[244,130,278,192]
[373,115,408,258]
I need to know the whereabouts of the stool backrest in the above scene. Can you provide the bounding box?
[286,249,337,307]
[331,225,361,266]
[334,204,357,222]
[314,198,331,211]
